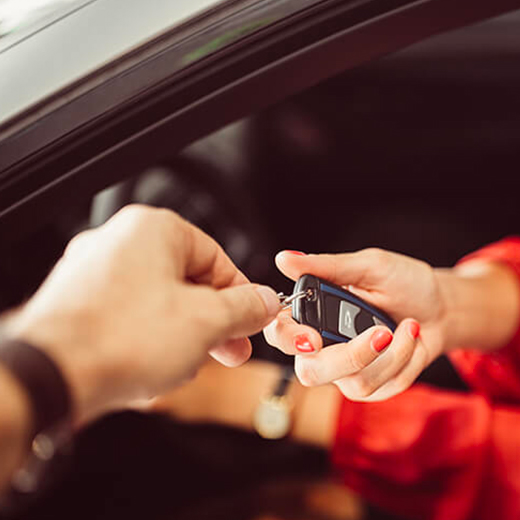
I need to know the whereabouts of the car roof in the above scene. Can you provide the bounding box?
[0,0,222,126]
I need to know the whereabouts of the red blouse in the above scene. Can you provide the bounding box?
[331,238,520,520]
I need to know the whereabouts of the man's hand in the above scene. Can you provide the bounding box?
[6,205,280,422]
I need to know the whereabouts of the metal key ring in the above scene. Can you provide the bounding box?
[278,290,308,309]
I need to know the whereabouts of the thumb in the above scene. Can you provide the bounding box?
[213,284,281,340]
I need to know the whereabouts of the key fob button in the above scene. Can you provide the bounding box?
[372,316,385,327]
[355,310,378,336]
[338,301,361,338]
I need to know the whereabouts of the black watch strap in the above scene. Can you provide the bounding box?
[272,366,294,397]
[0,339,72,438]
[0,339,74,502]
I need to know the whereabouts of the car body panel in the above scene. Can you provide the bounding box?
[0,0,224,124]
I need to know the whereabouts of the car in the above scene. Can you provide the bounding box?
[2,0,519,361]
[1,1,520,519]
[0,0,518,242]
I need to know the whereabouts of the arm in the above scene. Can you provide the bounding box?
[438,259,520,354]
[155,359,340,449]
[446,237,520,401]
[0,204,281,493]
[154,359,500,520]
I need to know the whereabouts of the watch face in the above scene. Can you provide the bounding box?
[253,397,292,440]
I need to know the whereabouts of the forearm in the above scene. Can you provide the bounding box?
[155,360,340,449]
[0,366,31,493]
[436,261,520,353]
[207,362,339,448]
[293,381,339,448]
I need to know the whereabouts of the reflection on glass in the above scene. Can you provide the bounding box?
[0,0,87,38]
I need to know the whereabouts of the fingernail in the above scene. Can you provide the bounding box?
[294,334,314,353]
[408,320,420,340]
[371,329,393,353]
[284,250,306,256]
[255,286,281,317]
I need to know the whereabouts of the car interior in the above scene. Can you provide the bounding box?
[1,5,520,520]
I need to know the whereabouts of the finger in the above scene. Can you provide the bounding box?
[181,218,250,288]
[112,205,250,288]
[293,325,394,386]
[209,337,252,367]
[263,309,323,355]
[213,284,281,340]
[348,338,429,402]
[275,248,397,288]
[331,319,421,399]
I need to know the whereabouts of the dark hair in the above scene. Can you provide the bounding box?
[3,411,362,520]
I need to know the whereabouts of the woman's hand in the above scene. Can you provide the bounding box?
[6,205,281,422]
[264,249,444,401]
[264,248,520,401]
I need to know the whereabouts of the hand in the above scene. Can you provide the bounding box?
[5,205,280,422]
[264,249,447,401]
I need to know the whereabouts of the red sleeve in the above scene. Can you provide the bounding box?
[331,386,490,520]
[448,237,520,403]
[331,238,520,519]
[331,385,520,520]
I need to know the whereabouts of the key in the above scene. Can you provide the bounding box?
[280,274,396,346]
[277,290,309,308]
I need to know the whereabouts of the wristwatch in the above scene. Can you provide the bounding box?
[0,339,73,503]
[253,366,295,440]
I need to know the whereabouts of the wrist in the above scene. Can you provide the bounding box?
[435,261,520,353]
[204,361,286,430]
[434,268,466,352]
[157,360,338,449]
[3,305,104,425]
[229,363,337,448]
[0,365,32,491]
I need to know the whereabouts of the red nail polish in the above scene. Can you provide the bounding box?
[285,250,306,256]
[371,330,392,353]
[408,321,420,339]
[295,335,314,353]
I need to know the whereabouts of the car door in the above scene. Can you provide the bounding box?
[0,0,519,243]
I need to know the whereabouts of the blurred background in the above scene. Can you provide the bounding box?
[1,5,520,520]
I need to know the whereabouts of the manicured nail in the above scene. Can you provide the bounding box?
[294,334,314,353]
[255,286,281,317]
[408,321,420,340]
[284,250,306,256]
[371,329,393,353]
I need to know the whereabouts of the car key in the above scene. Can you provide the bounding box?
[279,274,396,346]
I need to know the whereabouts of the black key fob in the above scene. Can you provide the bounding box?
[291,274,396,346]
